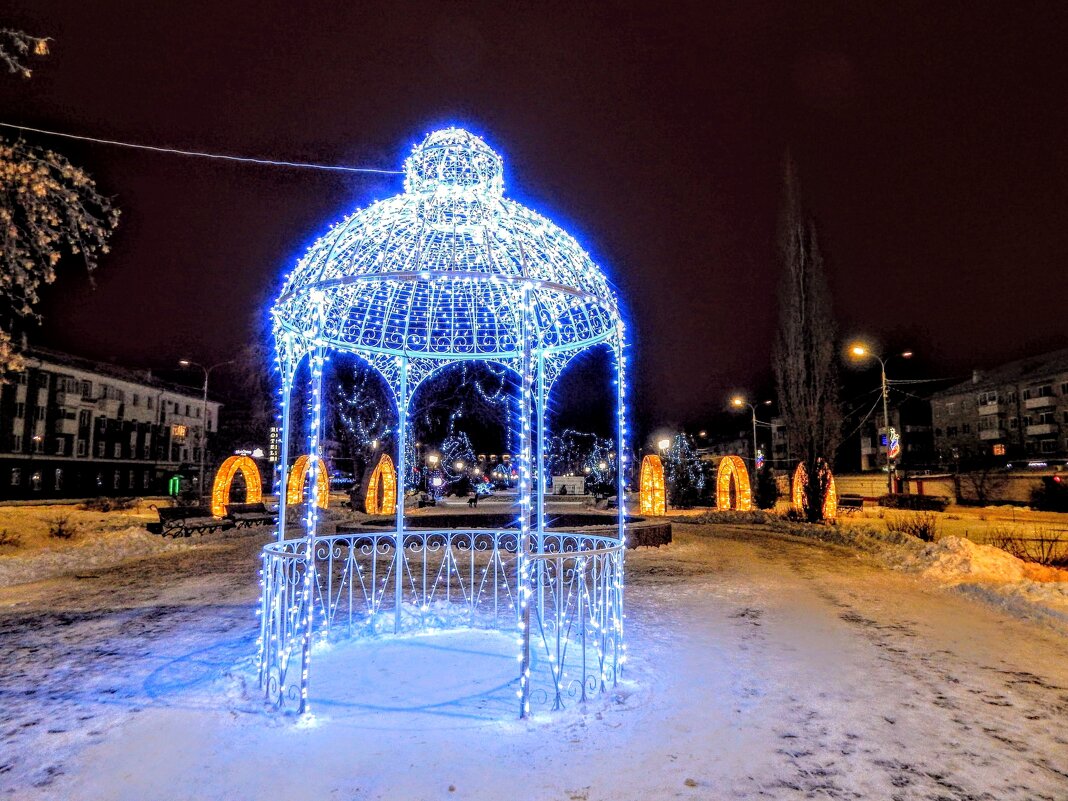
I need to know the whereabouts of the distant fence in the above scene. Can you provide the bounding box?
[832,471,1059,505]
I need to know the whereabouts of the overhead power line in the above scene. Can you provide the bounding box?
[0,121,403,175]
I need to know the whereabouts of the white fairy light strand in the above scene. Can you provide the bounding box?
[0,121,403,174]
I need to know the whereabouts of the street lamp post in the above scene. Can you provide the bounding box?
[731,397,770,474]
[849,344,912,496]
[178,358,234,500]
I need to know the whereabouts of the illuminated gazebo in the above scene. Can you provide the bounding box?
[258,128,628,717]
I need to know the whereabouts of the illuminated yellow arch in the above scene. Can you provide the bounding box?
[286,455,330,509]
[365,453,397,515]
[211,455,263,516]
[791,460,837,520]
[716,455,752,511]
[639,454,666,516]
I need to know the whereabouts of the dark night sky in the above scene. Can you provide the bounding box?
[3,1,1067,438]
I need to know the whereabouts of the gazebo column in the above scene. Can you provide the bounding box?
[298,345,326,714]
[393,357,408,634]
[518,286,534,718]
[613,332,628,681]
[534,352,547,612]
[274,354,294,543]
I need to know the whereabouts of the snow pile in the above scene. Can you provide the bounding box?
[912,536,1028,584]
[0,525,192,587]
[893,535,1068,630]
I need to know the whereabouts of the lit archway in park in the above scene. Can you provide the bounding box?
[639,454,666,516]
[365,453,397,515]
[791,460,837,520]
[716,455,752,511]
[211,455,263,516]
[286,455,329,509]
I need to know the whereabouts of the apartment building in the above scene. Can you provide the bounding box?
[930,348,1068,464]
[0,349,222,499]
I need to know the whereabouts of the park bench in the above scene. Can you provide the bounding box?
[225,502,277,528]
[148,505,233,537]
[838,494,864,515]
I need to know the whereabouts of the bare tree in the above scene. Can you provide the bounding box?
[0,30,119,373]
[772,155,841,522]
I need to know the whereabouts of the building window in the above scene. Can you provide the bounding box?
[113,443,122,458]
[32,436,43,453]
[80,380,92,399]
[1040,439,1056,454]
[185,404,191,417]
[97,440,106,457]
[1061,381,1068,395]
[196,407,201,418]
[17,372,27,385]
[54,469,63,490]
[31,472,42,491]
[977,391,998,406]
[143,472,152,489]
[55,437,65,455]
[143,443,151,459]
[947,426,958,437]
[11,435,22,452]
[14,402,25,419]
[33,405,46,422]
[113,470,121,489]
[10,468,20,486]
[962,424,971,434]
[79,409,91,428]
[1009,418,1018,429]
[77,439,87,457]
[128,472,136,489]
[132,393,140,407]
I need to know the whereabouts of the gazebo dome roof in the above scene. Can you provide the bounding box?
[272,128,622,363]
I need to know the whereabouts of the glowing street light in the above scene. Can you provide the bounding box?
[598,460,607,470]
[848,341,913,494]
[731,396,771,473]
[427,453,440,466]
[657,438,670,451]
[454,460,465,470]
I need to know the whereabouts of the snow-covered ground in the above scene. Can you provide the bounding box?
[2,523,1067,799]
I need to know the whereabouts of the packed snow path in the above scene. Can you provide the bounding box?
[1,524,1067,800]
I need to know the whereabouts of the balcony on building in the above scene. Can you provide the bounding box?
[1023,394,1056,410]
[977,401,1004,416]
[978,427,1005,440]
[1025,422,1060,437]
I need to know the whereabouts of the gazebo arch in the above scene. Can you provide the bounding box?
[639,454,666,516]
[258,128,629,718]
[285,455,329,509]
[791,460,838,520]
[716,455,752,511]
[365,453,397,515]
[211,455,263,516]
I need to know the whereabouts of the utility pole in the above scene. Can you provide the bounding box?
[178,359,234,500]
[849,344,913,496]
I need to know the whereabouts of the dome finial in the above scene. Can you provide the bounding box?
[404,128,504,197]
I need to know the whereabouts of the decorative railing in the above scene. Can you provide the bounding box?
[258,529,623,716]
